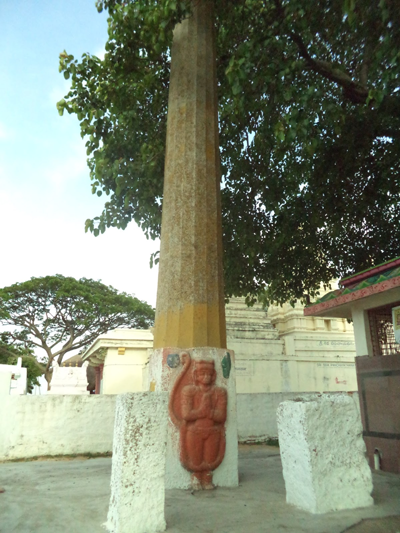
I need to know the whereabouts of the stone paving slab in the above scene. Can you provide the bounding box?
[342,516,400,532]
[0,445,399,533]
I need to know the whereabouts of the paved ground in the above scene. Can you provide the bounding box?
[1,445,400,533]
[342,516,400,532]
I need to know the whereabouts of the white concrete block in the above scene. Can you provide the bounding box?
[105,392,168,533]
[277,393,373,514]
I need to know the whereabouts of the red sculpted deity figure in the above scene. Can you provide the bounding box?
[169,353,227,490]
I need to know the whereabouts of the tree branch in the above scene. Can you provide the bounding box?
[290,33,369,104]
[272,0,369,104]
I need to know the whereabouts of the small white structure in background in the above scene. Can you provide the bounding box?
[0,358,27,395]
[105,392,168,533]
[82,329,154,394]
[277,393,373,514]
[47,360,89,395]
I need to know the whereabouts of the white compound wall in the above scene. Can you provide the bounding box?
[0,392,359,460]
[0,395,117,460]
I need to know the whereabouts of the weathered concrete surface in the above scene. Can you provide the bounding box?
[105,393,168,533]
[1,446,400,533]
[277,393,373,513]
[153,0,226,349]
[0,392,368,461]
[342,516,400,532]
[0,393,304,461]
[0,395,116,461]
[0,393,366,461]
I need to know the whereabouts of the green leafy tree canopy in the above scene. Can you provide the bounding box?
[0,275,155,387]
[58,0,400,305]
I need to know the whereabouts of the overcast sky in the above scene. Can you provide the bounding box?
[0,0,160,307]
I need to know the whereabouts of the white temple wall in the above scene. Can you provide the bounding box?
[82,298,358,397]
[102,348,149,394]
[0,395,116,460]
[234,357,358,393]
[0,392,336,460]
[237,392,360,443]
[228,297,357,394]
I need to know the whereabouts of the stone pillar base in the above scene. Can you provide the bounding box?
[277,393,373,514]
[148,347,238,489]
[105,392,168,533]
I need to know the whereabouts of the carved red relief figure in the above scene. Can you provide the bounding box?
[169,353,227,490]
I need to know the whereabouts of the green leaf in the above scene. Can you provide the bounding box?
[232,81,242,95]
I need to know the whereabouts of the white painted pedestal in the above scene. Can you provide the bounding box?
[277,393,373,514]
[105,392,168,533]
[148,347,239,489]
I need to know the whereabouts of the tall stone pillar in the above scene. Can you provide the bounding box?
[153,0,226,350]
[148,0,238,491]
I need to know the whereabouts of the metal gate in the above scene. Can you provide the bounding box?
[356,306,400,473]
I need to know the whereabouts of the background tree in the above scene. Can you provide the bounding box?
[0,333,44,393]
[0,275,155,388]
[58,0,400,305]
